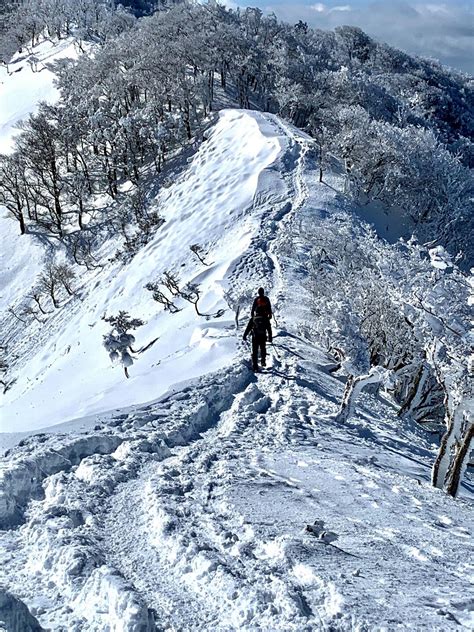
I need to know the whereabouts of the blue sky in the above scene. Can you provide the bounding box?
[225,0,474,74]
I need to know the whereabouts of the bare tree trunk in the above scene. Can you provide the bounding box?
[445,423,474,497]
[51,292,60,309]
[432,425,452,489]
[398,362,429,417]
[337,375,355,422]
[183,104,192,140]
[8,307,29,324]
[318,142,323,182]
[61,282,75,297]
[337,367,387,423]
[432,398,468,490]
[78,198,84,230]
[208,70,214,110]
[16,201,27,235]
[31,293,49,315]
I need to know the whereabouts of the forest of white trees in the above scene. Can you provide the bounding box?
[0,0,472,495]
[294,217,472,497]
[1,0,472,257]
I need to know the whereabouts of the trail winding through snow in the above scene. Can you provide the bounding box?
[93,117,340,631]
[1,114,473,631]
[0,115,338,631]
[95,118,344,631]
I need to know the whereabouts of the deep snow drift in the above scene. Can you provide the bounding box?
[0,40,473,632]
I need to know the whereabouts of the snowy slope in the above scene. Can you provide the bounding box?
[0,38,82,153]
[1,108,283,432]
[1,108,473,632]
[0,38,84,339]
[1,45,473,632]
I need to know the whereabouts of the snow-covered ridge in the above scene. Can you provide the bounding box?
[1,107,285,433]
[1,38,473,632]
[0,104,472,631]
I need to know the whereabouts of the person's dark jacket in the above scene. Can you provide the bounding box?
[243,315,272,342]
[251,295,272,319]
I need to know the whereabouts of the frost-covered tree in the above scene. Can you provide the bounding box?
[0,153,29,234]
[25,286,50,315]
[38,264,62,309]
[400,247,472,497]
[0,0,122,49]
[103,311,144,378]
[66,231,102,269]
[3,1,470,266]
[15,105,67,236]
[146,272,224,319]
[302,211,471,495]
[332,107,473,260]
[36,262,75,308]
[223,287,257,328]
[54,263,76,296]
[112,188,165,262]
[0,345,8,393]
[190,244,210,266]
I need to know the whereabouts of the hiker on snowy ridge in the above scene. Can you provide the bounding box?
[251,287,272,320]
[243,305,273,372]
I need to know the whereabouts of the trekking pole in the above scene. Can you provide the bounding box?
[270,342,280,359]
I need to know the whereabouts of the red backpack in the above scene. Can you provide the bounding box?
[255,296,271,317]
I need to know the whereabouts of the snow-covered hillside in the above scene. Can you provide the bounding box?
[0,38,86,403]
[0,38,82,153]
[1,39,473,632]
[1,107,283,433]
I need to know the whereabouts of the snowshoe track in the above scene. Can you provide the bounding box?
[101,354,344,632]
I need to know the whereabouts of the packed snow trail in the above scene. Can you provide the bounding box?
[1,110,473,630]
[2,341,472,630]
[102,347,474,631]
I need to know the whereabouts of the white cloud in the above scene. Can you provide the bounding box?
[219,0,240,8]
[422,3,451,14]
[310,3,327,12]
[310,3,351,13]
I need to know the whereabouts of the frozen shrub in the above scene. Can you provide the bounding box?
[103,311,144,378]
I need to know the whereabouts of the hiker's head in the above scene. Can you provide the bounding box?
[258,287,265,297]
